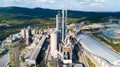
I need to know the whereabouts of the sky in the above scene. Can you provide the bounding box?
[0,0,120,12]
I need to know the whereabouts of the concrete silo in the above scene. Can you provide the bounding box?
[50,31,58,59]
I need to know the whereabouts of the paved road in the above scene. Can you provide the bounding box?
[12,39,25,67]
[0,53,10,67]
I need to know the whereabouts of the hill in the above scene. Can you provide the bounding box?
[0,6,120,41]
[0,6,120,19]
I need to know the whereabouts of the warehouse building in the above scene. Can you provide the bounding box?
[28,36,46,67]
[75,34,120,67]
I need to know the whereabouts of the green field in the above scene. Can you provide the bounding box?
[87,57,96,67]
[0,17,81,41]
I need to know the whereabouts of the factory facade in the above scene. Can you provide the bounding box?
[56,10,67,42]
[49,9,74,67]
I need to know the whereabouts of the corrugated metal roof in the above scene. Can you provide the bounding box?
[75,34,120,65]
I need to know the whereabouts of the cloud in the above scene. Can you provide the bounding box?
[70,0,105,8]
[94,0,107,2]
[3,0,13,5]
[4,0,12,2]
[37,0,55,4]
[66,1,86,9]
[4,0,21,2]
[90,0,107,7]
[72,0,107,7]
[49,0,55,3]
[79,2,88,4]
[37,0,47,2]
[90,3,100,6]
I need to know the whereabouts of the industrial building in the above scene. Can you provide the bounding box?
[21,26,32,45]
[32,29,44,38]
[48,9,75,67]
[62,43,72,64]
[56,36,73,67]
[56,9,73,65]
[56,9,67,42]
[21,28,26,39]
[50,31,58,59]
[28,35,46,66]
[75,34,120,67]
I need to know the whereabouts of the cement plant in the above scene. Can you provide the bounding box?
[1,9,120,67]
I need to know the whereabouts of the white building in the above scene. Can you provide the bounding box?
[21,26,32,45]
[21,28,26,39]
[50,31,58,59]
[60,37,73,65]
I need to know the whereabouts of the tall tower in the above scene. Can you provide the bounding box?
[56,9,67,42]
[50,31,58,59]
[26,26,32,45]
[21,28,26,39]
[62,9,67,42]
[56,11,62,42]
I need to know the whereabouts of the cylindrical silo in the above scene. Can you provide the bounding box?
[21,28,26,39]
[50,31,58,59]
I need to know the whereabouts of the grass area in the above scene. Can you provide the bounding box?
[9,47,14,67]
[78,57,82,63]
[0,29,20,41]
[49,62,55,67]
[92,33,120,53]
[20,43,26,63]
[20,56,25,63]
[0,17,80,41]
[9,41,25,67]
[87,57,96,67]
[39,60,45,67]
[39,55,45,67]
[113,44,120,52]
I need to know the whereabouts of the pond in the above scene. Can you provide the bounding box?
[102,31,119,38]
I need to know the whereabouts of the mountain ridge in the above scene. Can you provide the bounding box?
[0,6,120,19]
